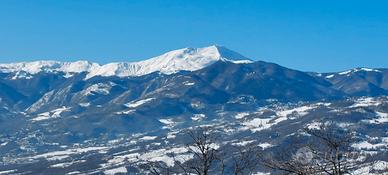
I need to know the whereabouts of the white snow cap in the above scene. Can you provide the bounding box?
[0,45,253,79]
[0,60,99,74]
[86,45,252,79]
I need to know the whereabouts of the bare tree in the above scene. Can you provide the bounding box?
[140,126,223,175]
[232,144,260,175]
[141,161,171,175]
[304,122,357,175]
[260,144,318,175]
[260,122,360,175]
[137,155,177,175]
[179,126,224,175]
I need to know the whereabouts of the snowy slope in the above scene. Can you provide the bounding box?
[85,45,252,79]
[0,46,252,79]
[0,60,99,79]
[324,67,383,79]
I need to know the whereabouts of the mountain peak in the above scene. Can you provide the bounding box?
[154,45,250,62]
[85,46,253,79]
[0,46,253,79]
[170,45,250,61]
[210,45,250,61]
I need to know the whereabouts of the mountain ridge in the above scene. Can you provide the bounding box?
[0,46,385,82]
[0,45,253,80]
[0,47,387,174]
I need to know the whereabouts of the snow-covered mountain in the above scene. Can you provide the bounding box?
[86,45,252,79]
[0,45,252,80]
[0,61,99,79]
[0,46,387,174]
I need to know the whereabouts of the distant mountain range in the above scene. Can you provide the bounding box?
[0,46,387,174]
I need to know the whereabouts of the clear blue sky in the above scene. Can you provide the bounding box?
[0,0,387,72]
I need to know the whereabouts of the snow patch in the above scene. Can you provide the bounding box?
[32,106,70,121]
[104,167,127,175]
[105,146,193,168]
[0,142,8,147]
[242,104,322,132]
[125,98,155,108]
[159,119,175,125]
[235,112,250,119]
[350,97,382,108]
[352,141,386,150]
[325,74,334,78]
[276,105,317,118]
[362,111,388,124]
[232,140,255,146]
[183,81,195,86]
[258,143,273,149]
[0,169,17,175]
[252,172,270,175]
[191,114,205,121]
[115,109,136,115]
[337,68,381,76]
[79,103,90,107]
[159,118,177,129]
[139,136,157,141]
[373,112,388,123]
[225,59,254,64]
[30,146,108,161]
[339,70,352,75]
[83,83,114,96]
[241,117,273,132]
[306,121,321,129]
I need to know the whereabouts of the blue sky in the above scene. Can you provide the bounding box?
[0,0,387,72]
